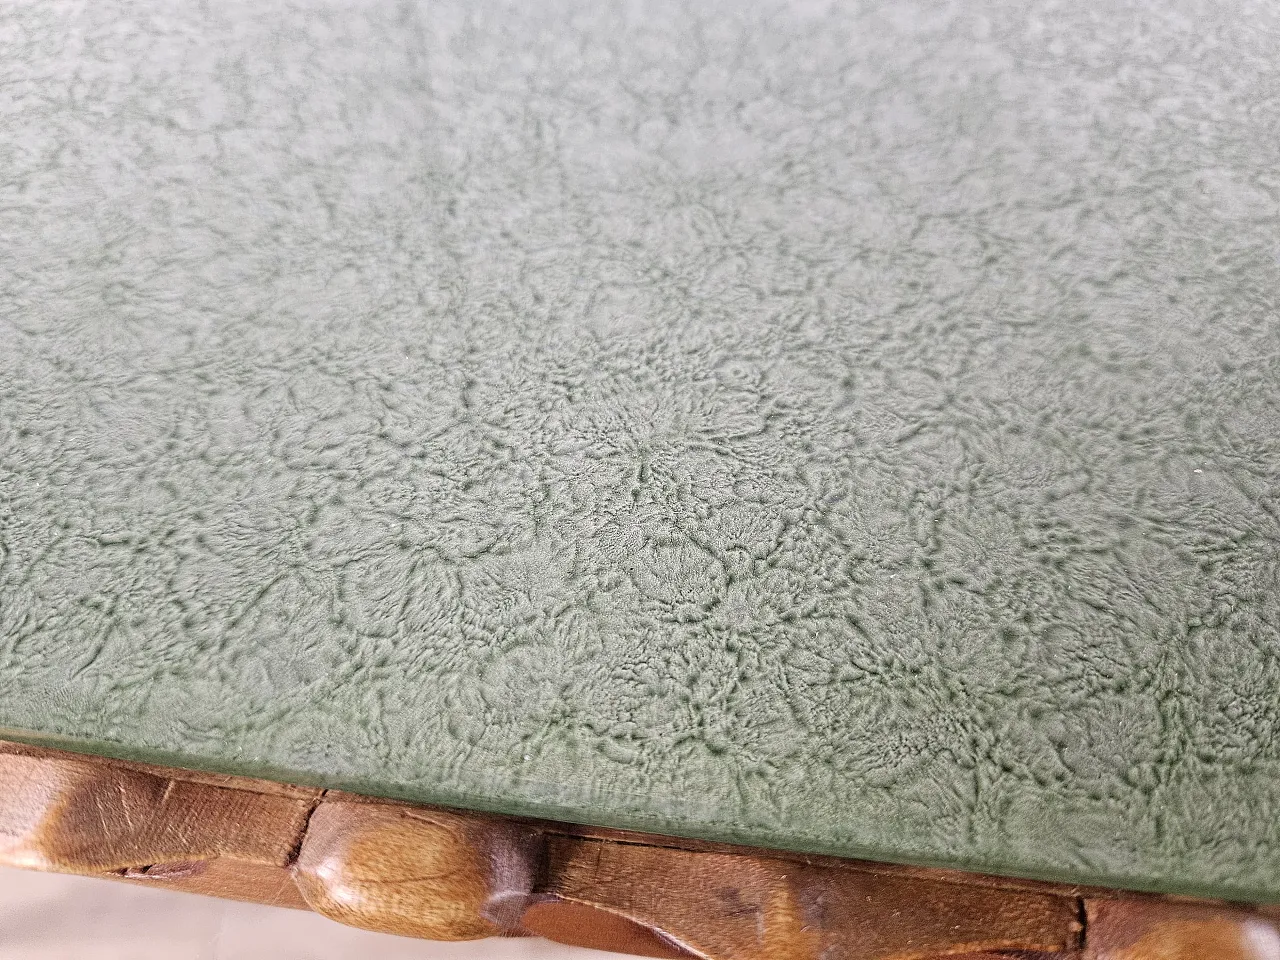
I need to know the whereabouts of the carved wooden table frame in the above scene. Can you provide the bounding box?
[1,739,1275,959]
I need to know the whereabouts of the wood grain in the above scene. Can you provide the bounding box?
[1,739,1277,959]
[0,743,314,909]
[531,834,1080,959]
[294,800,540,940]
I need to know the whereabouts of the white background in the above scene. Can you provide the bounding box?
[0,866,629,960]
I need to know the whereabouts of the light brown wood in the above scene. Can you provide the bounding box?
[1,738,1277,960]
[531,835,1080,959]
[1084,899,1280,960]
[294,800,540,940]
[0,744,314,909]
[521,899,697,958]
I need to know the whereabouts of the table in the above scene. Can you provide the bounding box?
[2,0,1278,955]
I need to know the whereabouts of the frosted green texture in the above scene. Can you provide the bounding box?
[2,0,1279,902]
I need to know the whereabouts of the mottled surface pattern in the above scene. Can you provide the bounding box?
[2,0,1279,900]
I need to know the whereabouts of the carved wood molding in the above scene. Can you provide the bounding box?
[1,740,1275,959]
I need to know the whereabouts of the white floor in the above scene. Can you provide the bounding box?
[0,866,627,960]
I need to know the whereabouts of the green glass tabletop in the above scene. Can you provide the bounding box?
[2,0,1278,903]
